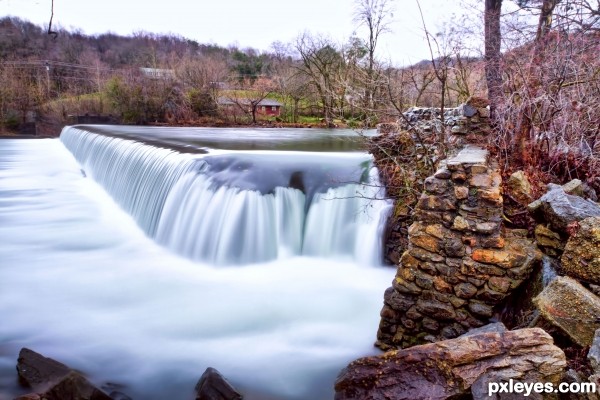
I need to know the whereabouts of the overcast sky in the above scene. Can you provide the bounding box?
[2,0,474,65]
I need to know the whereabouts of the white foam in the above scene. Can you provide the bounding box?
[0,138,394,400]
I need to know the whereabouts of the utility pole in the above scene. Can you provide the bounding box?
[45,61,51,95]
[96,61,101,91]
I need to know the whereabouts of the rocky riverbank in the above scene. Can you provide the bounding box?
[334,99,600,399]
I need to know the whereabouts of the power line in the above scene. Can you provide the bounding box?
[1,60,115,72]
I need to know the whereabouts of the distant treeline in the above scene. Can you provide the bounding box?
[1,14,489,133]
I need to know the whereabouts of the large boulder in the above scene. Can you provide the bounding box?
[535,276,600,346]
[195,367,243,400]
[561,217,600,284]
[530,185,600,233]
[335,328,565,400]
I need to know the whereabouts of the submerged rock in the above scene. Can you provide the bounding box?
[535,276,600,346]
[561,217,600,284]
[195,367,243,400]
[335,328,565,400]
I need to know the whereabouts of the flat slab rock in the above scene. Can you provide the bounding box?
[447,145,489,166]
[335,328,565,400]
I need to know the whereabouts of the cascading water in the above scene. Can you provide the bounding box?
[60,127,197,236]
[0,126,393,400]
[60,127,389,265]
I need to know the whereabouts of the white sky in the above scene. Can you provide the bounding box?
[1,0,473,65]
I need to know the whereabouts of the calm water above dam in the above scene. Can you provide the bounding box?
[0,126,393,400]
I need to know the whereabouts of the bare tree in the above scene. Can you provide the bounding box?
[273,65,311,123]
[295,32,344,126]
[353,0,395,115]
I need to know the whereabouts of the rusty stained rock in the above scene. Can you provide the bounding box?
[335,328,565,400]
[561,217,600,285]
[535,276,600,346]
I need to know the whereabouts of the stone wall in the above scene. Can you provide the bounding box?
[382,96,492,149]
[376,99,541,350]
[376,98,496,265]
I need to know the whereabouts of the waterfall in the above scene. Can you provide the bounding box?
[60,126,390,265]
[61,127,196,236]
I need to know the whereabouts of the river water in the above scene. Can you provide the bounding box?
[0,127,394,400]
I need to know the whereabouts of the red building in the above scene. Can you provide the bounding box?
[256,99,282,117]
[218,97,283,118]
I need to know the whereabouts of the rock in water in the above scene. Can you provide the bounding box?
[16,348,71,387]
[195,367,243,400]
[335,328,565,400]
[561,217,600,284]
[29,371,111,400]
[15,348,112,400]
[535,276,600,346]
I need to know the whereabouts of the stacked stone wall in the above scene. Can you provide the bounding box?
[376,98,540,350]
[377,98,496,265]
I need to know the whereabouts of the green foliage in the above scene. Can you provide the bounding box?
[105,77,139,123]
[104,76,179,124]
[231,50,265,80]
[188,89,217,117]
[345,36,368,62]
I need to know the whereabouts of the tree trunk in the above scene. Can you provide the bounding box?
[514,0,560,166]
[484,0,503,119]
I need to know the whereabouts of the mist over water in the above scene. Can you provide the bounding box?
[0,129,393,400]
